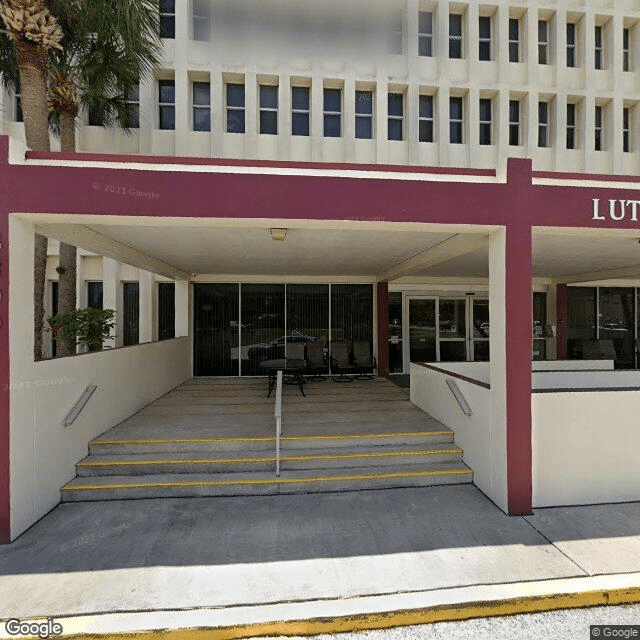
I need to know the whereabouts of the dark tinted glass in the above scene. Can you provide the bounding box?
[479,16,491,38]
[331,284,373,345]
[449,13,462,36]
[388,119,403,140]
[324,88,341,113]
[419,11,432,34]
[419,94,433,118]
[292,86,309,110]
[355,91,373,115]
[123,283,139,346]
[479,98,492,121]
[292,112,309,136]
[158,282,175,341]
[87,282,103,309]
[509,18,519,41]
[260,110,278,134]
[567,287,596,358]
[450,97,463,119]
[260,85,278,109]
[159,80,175,104]
[193,82,210,105]
[355,116,373,139]
[388,93,403,117]
[226,84,245,107]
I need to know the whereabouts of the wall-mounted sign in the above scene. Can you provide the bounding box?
[592,198,640,221]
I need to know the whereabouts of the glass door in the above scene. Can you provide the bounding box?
[408,298,437,364]
[388,292,403,373]
[438,298,467,361]
[470,297,490,361]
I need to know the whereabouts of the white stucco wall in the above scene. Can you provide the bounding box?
[410,363,496,508]
[9,216,191,540]
[532,391,640,507]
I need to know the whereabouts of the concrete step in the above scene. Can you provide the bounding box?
[88,428,455,455]
[61,461,473,501]
[76,443,464,476]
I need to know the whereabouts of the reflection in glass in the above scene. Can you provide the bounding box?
[440,341,466,361]
[439,299,466,338]
[287,284,329,372]
[567,287,596,359]
[599,287,634,368]
[533,291,547,361]
[409,299,436,362]
[389,292,403,373]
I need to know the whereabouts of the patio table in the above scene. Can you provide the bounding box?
[260,358,307,398]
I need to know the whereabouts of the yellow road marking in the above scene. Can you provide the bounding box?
[62,468,472,491]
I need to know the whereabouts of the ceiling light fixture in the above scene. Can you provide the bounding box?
[270,228,288,241]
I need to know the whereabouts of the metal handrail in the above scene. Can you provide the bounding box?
[274,370,283,477]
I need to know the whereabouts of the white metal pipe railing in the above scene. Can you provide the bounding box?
[275,370,283,477]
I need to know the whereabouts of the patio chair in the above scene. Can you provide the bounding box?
[286,341,306,361]
[330,340,355,382]
[352,341,376,380]
[305,341,327,380]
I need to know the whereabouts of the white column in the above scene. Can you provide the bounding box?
[344,76,356,162]
[244,70,258,158]
[375,78,387,163]
[102,257,120,349]
[278,74,291,161]
[175,280,189,338]
[75,254,85,309]
[174,67,190,156]
[138,270,154,344]
[488,228,509,513]
[311,74,324,162]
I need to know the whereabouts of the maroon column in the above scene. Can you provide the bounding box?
[377,282,389,377]
[556,283,568,360]
[506,224,533,516]
[0,203,10,543]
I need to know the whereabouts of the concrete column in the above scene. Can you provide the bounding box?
[278,74,291,161]
[611,96,624,174]
[174,68,190,156]
[375,78,387,163]
[0,199,10,543]
[102,257,120,349]
[138,74,154,155]
[311,74,324,162]
[138,270,154,344]
[556,283,568,360]
[437,88,449,166]
[175,280,189,338]
[468,86,480,158]
[376,282,389,377]
[211,63,223,158]
[244,70,258,158]
[584,94,596,158]
[343,76,356,163]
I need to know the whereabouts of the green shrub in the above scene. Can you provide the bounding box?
[48,308,115,352]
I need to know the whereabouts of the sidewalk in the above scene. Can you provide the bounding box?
[1,485,639,638]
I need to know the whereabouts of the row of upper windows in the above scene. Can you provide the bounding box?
[158,0,636,72]
[12,81,634,152]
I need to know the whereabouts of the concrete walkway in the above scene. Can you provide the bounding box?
[1,485,640,638]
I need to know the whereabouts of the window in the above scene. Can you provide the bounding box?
[87,282,103,310]
[193,0,210,41]
[323,88,341,137]
[566,23,576,67]
[159,0,175,39]
[292,86,310,136]
[193,81,210,132]
[509,18,520,62]
[158,282,175,341]
[479,98,492,145]
[509,99,520,146]
[538,101,549,147]
[419,94,434,143]
[14,90,23,122]
[566,102,576,149]
[418,11,433,57]
[388,92,403,141]
[450,96,463,144]
[595,25,603,69]
[226,83,245,133]
[594,104,603,151]
[449,13,463,59]
[124,84,139,128]
[259,85,278,135]
[355,90,373,140]
[623,106,631,153]
[623,27,631,72]
[158,80,175,130]
[538,19,549,64]
[479,16,492,61]
[388,12,403,55]
[122,282,139,347]
[88,106,103,127]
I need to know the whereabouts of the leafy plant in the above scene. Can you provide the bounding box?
[48,307,115,352]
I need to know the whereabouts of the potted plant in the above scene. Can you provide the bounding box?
[47,308,115,354]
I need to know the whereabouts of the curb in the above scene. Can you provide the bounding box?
[4,572,640,639]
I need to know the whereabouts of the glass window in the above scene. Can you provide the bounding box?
[159,0,175,39]
[287,284,329,369]
[449,13,463,59]
[193,81,211,132]
[623,106,631,153]
[158,282,175,341]
[532,292,547,361]
[88,106,103,127]
[193,0,210,41]
[323,88,342,137]
[419,94,434,143]
[450,96,463,144]
[538,101,549,148]
[259,85,278,135]
[479,98,492,145]
[122,282,139,346]
[566,102,576,150]
[388,92,403,141]
[599,287,635,368]
[355,90,373,140]
[479,16,491,61]
[538,19,548,65]
[509,99,520,146]
[566,23,576,67]
[331,284,373,346]
[418,11,433,57]
[388,292,403,373]
[594,104,603,151]
[125,84,139,128]
[158,80,175,130]
[567,287,597,359]
[623,27,631,72]
[509,18,520,63]
[595,25,603,69]
[292,86,310,136]
[226,83,245,133]
[87,282,103,310]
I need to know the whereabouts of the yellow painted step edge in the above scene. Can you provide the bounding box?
[77,449,463,467]
[62,468,472,491]
[93,431,451,445]
[64,586,640,640]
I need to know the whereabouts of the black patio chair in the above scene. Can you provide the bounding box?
[352,341,376,380]
[330,340,355,382]
[305,341,327,380]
